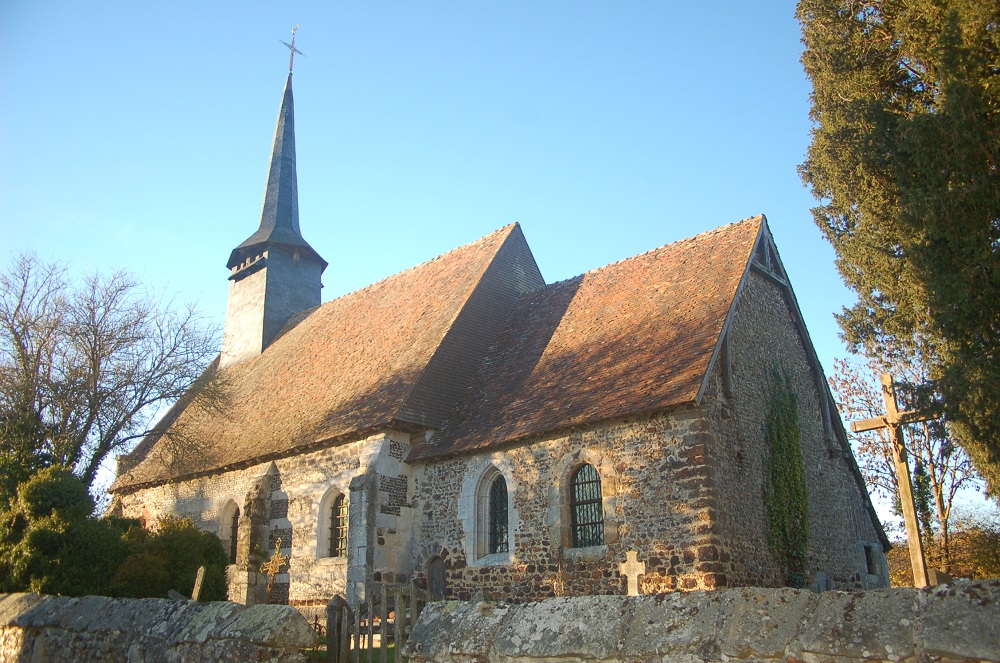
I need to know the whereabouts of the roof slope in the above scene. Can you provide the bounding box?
[409,216,763,461]
[115,224,537,490]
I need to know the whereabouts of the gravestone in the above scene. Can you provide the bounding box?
[620,551,645,597]
[192,565,206,601]
[810,571,834,593]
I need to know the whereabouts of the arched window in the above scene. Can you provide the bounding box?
[219,501,241,565]
[329,494,349,558]
[570,464,604,548]
[229,508,240,563]
[317,489,349,560]
[466,465,514,562]
[487,474,509,555]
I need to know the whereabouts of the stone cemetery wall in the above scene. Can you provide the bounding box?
[0,592,315,663]
[402,580,1000,663]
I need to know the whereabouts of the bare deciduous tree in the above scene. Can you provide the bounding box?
[830,354,982,570]
[0,252,218,493]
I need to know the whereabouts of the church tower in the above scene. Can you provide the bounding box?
[221,64,327,369]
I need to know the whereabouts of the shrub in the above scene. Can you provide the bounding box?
[111,515,228,601]
[0,468,228,600]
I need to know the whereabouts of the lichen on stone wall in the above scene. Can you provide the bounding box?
[402,580,1000,663]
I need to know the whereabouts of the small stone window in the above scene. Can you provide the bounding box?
[864,543,877,575]
[330,494,349,558]
[570,464,604,548]
[487,475,509,555]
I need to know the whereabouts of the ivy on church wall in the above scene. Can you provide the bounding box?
[763,367,809,588]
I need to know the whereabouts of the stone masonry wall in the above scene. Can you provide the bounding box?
[406,269,887,602]
[0,592,314,663]
[711,269,887,589]
[114,432,385,613]
[409,408,722,601]
[401,580,1000,663]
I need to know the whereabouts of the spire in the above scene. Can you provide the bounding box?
[220,48,326,369]
[227,70,326,271]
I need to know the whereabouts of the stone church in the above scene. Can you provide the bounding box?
[109,70,890,613]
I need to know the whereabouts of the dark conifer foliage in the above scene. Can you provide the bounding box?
[798,0,1000,492]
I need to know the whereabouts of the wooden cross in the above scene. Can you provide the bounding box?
[260,537,290,603]
[850,372,932,587]
[619,550,645,596]
[280,25,303,74]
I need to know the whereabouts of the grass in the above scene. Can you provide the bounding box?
[305,641,397,662]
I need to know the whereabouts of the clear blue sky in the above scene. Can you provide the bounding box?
[2,1,849,361]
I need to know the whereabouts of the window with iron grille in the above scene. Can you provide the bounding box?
[570,464,604,548]
[330,494,349,558]
[488,475,509,554]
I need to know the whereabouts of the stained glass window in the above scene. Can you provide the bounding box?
[570,464,604,548]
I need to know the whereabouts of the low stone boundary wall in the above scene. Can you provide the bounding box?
[0,592,315,662]
[402,580,1000,662]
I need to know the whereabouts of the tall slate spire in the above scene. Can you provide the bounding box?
[221,62,327,369]
[227,73,326,271]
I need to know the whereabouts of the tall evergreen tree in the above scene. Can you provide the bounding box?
[797,0,1000,492]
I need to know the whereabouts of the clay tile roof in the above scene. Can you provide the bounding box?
[114,224,523,491]
[408,215,764,461]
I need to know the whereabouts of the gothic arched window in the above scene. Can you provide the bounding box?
[220,501,241,565]
[570,463,604,548]
[487,474,509,555]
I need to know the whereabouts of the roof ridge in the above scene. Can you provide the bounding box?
[318,224,519,307]
[537,215,764,292]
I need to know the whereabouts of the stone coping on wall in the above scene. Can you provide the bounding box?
[402,580,1000,662]
[0,592,315,663]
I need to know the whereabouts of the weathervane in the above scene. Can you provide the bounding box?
[281,25,303,73]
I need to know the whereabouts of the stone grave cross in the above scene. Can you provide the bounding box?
[191,566,206,602]
[850,372,932,588]
[260,537,290,603]
[620,551,645,596]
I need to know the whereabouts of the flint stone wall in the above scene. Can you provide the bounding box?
[0,592,315,663]
[402,580,1000,663]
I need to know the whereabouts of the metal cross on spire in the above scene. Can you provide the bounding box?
[281,25,303,73]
